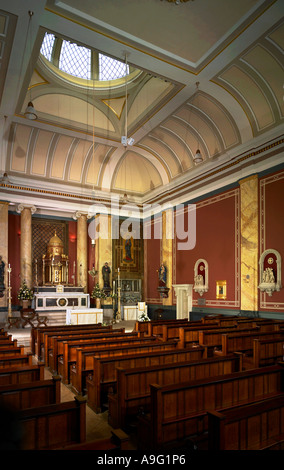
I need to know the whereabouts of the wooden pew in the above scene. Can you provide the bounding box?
[208,394,284,450]
[133,318,193,335]
[47,327,127,372]
[0,354,33,369]
[42,325,113,365]
[16,395,86,450]
[148,320,191,339]
[87,345,205,414]
[178,324,238,349]
[214,329,284,358]
[32,323,112,359]
[252,337,284,368]
[109,354,242,429]
[71,340,179,395]
[57,332,149,383]
[59,428,132,451]
[0,375,61,411]
[0,345,25,357]
[137,363,284,451]
[198,327,260,357]
[0,363,45,386]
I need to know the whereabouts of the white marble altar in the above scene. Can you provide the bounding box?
[34,292,90,311]
[66,308,103,325]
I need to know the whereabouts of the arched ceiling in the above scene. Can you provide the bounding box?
[0,0,283,217]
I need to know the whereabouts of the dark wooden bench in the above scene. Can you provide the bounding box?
[214,329,284,358]
[59,428,131,451]
[57,331,147,383]
[252,337,284,368]
[16,395,87,450]
[0,345,25,357]
[0,354,33,369]
[208,394,284,450]
[109,354,242,429]
[71,339,179,395]
[87,345,205,414]
[32,323,112,358]
[0,363,45,386]
[198,327,261,357]
[0,375,61,411]
[137,363,284,451]
[47,327,127,372]
[42,325,113,365]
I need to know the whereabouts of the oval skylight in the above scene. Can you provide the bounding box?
[40,32,129,82]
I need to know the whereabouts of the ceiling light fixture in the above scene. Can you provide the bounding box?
[24,11,37,120]
[193,81,203,164]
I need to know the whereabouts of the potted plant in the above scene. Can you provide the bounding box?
[91,283,107,308]
[138,311,150,322]
[18,281,34,308]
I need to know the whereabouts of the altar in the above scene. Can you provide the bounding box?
[34,291,90,311]
[66,308,103,325]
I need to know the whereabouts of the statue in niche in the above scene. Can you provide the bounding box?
[194,274,204,286]
[262,267,275,284]
[102,262,111,288]
[124,237,132,262]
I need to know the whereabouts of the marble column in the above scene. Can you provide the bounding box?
[239,175,259,313]
[17,204,36,288]
[0,201,9,309]
[74,211,88,292]
[161,209,173,306]
[95,214,112,288]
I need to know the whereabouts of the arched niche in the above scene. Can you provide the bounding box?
[258,249,281,296]
[193,259,208,296]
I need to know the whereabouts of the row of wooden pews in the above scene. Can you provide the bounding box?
[0,324,131,450]
[107,315,284,451]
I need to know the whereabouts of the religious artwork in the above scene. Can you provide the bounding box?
[102,262,111,288]
[42,231,69,285]
[158,262,167,286]
[123,236,133,262]
[0,256,5,298]
[258,249,281,296]
[157,262,169,298]
[193,259,209,296]
[216,280,227,300]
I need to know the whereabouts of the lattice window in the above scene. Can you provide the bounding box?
[99,53,129,81]
[40,33,56,62]
[59,40,91,80]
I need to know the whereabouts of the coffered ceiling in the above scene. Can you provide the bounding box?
[0,0,283,217]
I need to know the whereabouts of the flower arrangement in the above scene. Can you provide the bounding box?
[138,311,150,322]
[91,283,107,300]
[18,281,34,300]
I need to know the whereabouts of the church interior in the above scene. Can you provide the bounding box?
[0,0,284,453]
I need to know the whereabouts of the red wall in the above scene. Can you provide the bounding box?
[259,170,284,312]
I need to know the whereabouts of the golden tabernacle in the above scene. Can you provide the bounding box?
[42,232,69,285]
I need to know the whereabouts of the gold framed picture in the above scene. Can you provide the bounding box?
[216,280,227,300]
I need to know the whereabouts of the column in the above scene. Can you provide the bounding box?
[95,214,112,288]
[239,175,259,313]
[74,211,88,292]
[0,201,9,309]
[17,204,36,288]
[161,208,173,306]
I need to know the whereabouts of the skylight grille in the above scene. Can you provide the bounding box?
[40,33,56,62]
[59,41,91,80]
[99,54,129,81]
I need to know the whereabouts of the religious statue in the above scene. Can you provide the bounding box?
[158,262,167,286]
[124,237,132,262]
[102,262,111,288]
[262,267,275,283]
[194,274,204,286]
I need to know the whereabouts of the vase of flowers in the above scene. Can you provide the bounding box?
[91,283,107,308]
[138,311,150,322]
[18,281,34,308]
